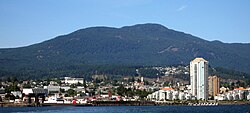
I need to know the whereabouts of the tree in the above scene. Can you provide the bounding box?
[70,84,77,88]
[5,93,15,100]
[112,80,118,86]
[60,88,65,93]
[77,82,82,86]
[94,78,101,84]
[23,83,32,88]
[128,77,135,83]
[83,80,87,88]
[117,85,126,96]
[131,77,135,82]
[137,78,141,83]
[56,79,62,85]
[134,89,149,99]
[67,89,77,96]
[144,80,150,85]
[5,83,20,93]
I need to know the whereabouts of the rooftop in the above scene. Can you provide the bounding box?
[234,87,246,91]
[191,57,208,63]
[161,87,174,91]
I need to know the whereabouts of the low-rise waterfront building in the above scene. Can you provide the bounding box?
[22,88,47,104]
[215,87,250,101]
[0,87,5,100]
[44,86,60,93]
[147,87,194,101]
[60,86,71,91]
[11,91,22,98]
[63,77,84,85]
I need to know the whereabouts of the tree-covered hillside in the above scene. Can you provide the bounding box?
[0,23,250,79]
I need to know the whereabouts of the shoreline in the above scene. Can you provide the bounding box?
[1,101,250,107]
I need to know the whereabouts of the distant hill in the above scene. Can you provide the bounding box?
[0,23,250,79]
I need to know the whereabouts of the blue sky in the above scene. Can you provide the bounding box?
[0,0,250,48]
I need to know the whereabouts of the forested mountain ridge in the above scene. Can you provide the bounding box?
[0,23,250,79]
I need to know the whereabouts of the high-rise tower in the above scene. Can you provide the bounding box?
[190,58,208,100]
[208,75,220,97]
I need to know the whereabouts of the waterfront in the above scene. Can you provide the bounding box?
[1,105,250,113]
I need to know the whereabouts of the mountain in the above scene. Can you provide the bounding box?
[0,23,250,79]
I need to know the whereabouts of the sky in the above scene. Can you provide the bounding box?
[0,0,250,48]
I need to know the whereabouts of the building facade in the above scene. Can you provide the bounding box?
[147,87,192,101]
[147,87,174,101]
[208,75,220,97]
[63,77,84,85]
[190,58,208,100]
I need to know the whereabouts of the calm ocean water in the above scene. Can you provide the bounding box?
[1,105,250,113]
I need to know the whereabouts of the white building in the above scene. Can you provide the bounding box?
[44,86,60,93]
[215,87,250,101]
[60,86,71,91]
[147,87,194,101]
[147,87,174,101]
[63,77,84,85]
[11,91,22,98]
[190,58,208,100]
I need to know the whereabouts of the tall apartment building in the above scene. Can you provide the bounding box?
[208,75,220,97]
[190,58,209,100]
